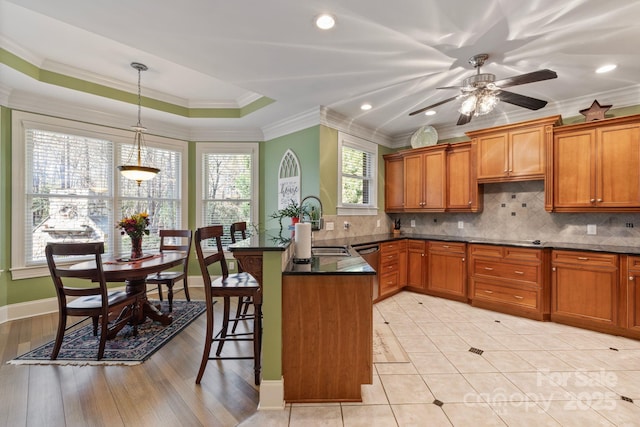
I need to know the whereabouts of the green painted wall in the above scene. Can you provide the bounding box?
[262,126,320,230]
[0,107,10,307]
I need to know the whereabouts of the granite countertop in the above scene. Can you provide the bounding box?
[284,246,375,275]
[228,228,293,252]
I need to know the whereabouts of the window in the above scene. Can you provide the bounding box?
[196,143,259,248]
[337,132,378,215]
[12,112,187,279]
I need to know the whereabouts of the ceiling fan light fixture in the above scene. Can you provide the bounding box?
[360,103,372,110]
[315,14,336,30]
[424,110,436,116]
[596,64,617,74]
[118,62,160,186]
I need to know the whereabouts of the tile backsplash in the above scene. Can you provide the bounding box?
[315,181,640,246]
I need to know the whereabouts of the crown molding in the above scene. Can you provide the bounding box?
[262,107,322,141]
[188,127,264,142]
[0,83,11,106]
[320,107,394,148]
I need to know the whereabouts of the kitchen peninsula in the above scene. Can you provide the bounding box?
[228,230,375,407]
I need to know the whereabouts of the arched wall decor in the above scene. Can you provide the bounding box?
[278,149,301,209]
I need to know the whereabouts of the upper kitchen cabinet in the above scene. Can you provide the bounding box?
[467,115,561,183]
[546,114,640,212]
[446,142,482,212]
[403,145,446,211]
[383,153,404,212]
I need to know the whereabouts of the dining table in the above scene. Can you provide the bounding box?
[70,251,186,338]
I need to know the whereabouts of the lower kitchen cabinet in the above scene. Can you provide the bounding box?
[427,241,467,301]
[406,240,427,289]
[551,250,620,332]
[624,256,640,335]
[379,240,406,298]
[469,244,549,321]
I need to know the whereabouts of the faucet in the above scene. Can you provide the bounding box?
[301,195,323,231]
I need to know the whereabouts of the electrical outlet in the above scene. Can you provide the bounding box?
[410,220,416,227]
[376,219,381,227]
[458,221,464,229]
[626,222,635,228]
[326,221,334,231]
[343,221,350,230]
[587,224,597,235]
[229,260,235,270]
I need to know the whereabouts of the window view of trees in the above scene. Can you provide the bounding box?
[341,145,372,205]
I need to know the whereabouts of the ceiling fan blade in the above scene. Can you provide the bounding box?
[493,69,557,88]
[409,96,458,116]
[457,113,473,126]
[498,90,548,110]
[436,85,462,90]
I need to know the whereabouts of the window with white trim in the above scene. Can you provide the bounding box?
[196,143,259,248]
[337,132,378,215]
[11,112,187,279]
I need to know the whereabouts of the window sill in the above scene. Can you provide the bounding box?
[337,206,378,216]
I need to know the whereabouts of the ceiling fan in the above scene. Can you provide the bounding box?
[409,54,558,125]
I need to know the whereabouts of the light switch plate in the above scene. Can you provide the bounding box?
[410,220,416,227]
[458,221,464,229]
[587,224,597,235]
[376,219,380,227]
[326,221,334,231]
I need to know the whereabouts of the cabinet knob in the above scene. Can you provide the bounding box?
[484,290,493,294]
[514,295,524,300]
[590,199,595,203]
[461,258,465,262]
[514,271,524,275]
[552,267,556,271]
[468,201,472,205]
[630,276,635,281]
[503,169,508,173]
[597,198,603,202]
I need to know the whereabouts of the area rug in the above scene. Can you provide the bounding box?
[9,300,206,366]
[372,324,410,363]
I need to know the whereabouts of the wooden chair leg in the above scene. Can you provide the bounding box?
[97,314,109,360]
[51,311,67,360]
[157,285,164,301]
[92,316,99,336]
[167,283,174,312]
[183,278,191,301]
[215,297,231,356]
[231,296,245,334]
[196,299,215,384]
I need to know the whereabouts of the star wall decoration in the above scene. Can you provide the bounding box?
[579,99,612,122]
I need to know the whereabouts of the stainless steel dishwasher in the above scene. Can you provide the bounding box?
[355,244,380,300]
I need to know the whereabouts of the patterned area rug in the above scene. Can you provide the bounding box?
[9,300,206,366]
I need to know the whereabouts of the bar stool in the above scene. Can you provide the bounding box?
[194,225,262,385]
[145,229,192,312]
[230,221,253,333]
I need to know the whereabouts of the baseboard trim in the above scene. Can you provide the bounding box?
[258,378,285,410]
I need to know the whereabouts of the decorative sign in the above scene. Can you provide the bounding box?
[579,99,612,122]
[278,149,301,209]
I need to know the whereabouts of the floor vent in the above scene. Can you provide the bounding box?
[621,396,634,403]
[433,399,444,407]
[469,347,484,355]
[609,347,619,351]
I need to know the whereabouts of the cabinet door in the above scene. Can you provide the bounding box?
[628,269,640,332]
[428,252,466,299]
[552,265,618,325]
[553,130,595,208]
[447,144,473,210]
[476,133,508,180]
[423,150,446,209]
[596,123,640,208]
[407,241,426,288]
[384,156,404,212]
[404,154,424,209]
[509,126,545,178]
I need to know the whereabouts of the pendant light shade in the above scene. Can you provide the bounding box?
[118,62,159,185]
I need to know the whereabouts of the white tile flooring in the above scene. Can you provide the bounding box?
[242,292,640,426]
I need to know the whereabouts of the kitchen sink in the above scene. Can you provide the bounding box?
[311,246,351,256]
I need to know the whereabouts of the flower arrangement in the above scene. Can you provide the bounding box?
[117,212,150,239]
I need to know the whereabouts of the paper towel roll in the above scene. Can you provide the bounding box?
[294,222,312,261]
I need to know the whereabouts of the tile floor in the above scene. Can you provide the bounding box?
[241,292,640,426]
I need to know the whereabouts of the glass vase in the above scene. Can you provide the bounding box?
[130,236,143,259]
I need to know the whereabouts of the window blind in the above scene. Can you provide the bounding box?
[341,145,374,205]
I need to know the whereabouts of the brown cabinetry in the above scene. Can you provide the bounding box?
[406,240,427,289]
[551,250,619,332]
[427,241,467,301]
[447,142,482,212]
[469,244,549,320]
[467,115,560,183]
[403,145,446,211]
[548,115,640,212]
[379,240,406,297]
[384,153,404,212]
[624,256,640,335]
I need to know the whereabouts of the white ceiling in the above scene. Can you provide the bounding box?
[1,0,640,144]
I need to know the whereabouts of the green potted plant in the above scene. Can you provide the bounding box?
[270,199,309,231]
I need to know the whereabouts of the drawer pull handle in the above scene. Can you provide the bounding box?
[577,257,589,261]
[443,245,450,248]
[484,290,493,294]
[484,267,494,271]
[514,295,524,300]
[514,271,524,275]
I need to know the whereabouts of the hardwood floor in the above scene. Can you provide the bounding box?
[0,288,259,427]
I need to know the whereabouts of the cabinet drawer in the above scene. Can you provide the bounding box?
[469,244,503,258]
[381,241,404,254]
[474,282,538,309]
[408,240,426,251]
[504,247,542,262]
[379,261,399,274]
[380,251,399,266]
[552,250,617,268]
[472,259,540,283]
[380,271,398,293]
[429,241,466,254]
[628,255,640,272]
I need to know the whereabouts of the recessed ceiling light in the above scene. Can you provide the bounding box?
[596,64,617,74]
[315,14,336,30]
[360,103,372,111]
[424,110,436,116]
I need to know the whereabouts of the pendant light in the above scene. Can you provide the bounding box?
[118,62,160,186]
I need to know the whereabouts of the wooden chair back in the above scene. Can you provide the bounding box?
[158,229,192,270]
[195,225,230,288]
[230,222,247,243]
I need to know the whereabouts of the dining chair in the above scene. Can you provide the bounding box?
[194,225,262,385]
[45,242,140,360]
[229,221,253,333]
[145,229,192,312]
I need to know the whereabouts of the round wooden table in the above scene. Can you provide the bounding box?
[71,252,186,338]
